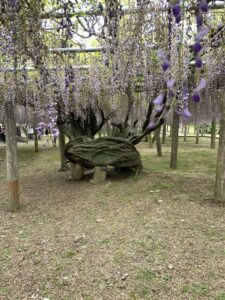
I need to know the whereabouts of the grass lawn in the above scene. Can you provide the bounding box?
[0,137,225,300]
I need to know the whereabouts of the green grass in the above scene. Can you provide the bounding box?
[112,251,128,264]
[141,137,217,176]
[216,293,225,300]
[0,136,218,178]
[182,283,210,297]
[130,287,150,299]
[135,268,157,280]
[65,250,76,258]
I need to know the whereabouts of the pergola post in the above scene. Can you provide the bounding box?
[4,101,21,211]
[214,91,225,203]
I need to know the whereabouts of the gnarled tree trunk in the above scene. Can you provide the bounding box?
[65,137,142,170]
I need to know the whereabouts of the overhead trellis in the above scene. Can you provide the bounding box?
[40,1,224,19]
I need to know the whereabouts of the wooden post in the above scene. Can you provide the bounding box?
[196,124,200,144]
[187,124,190,134]
[34,127,39,152]
[70,162,84,180]
[210,117,216,149]
[201,125,205,137]
[184,124,187,142]
[58,128,69,171]
[170,111,179,169]
[194,124,196,134]
[33,115,38,152]
[214,92,225,203]
[148,133,153,148]
[162,123,166,144]
[155,127,162,157]
[93,166,107,183]
[196,108,200,144]
[181,123,184,134]
[4,101,21,211]
[168,125,171,137]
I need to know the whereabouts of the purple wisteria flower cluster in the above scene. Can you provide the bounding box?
[171,0,182,24]
[150,0,210,124]
[192,0,209,102]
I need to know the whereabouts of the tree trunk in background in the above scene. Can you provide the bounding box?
[148,133,153,148]
[155,127,162,157]
[166,125,169,134]
[58,129,68,171]
[201,125,205,137]
[162,123,166,144]
[170,111,179,169]
[34,128,38,152]
[196,124,200,144]
[187,124,190,134]
[168,125,171,137]
[181,124,184,134]
[4,101,21,211]
[184,124,187,142]
[214,93,225,204]
[211,117,216,149]
[33,117,38,152]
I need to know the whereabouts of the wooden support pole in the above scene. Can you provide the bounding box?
[184,124,187,142]
[70,162,84,180]
[148,133,153,148]
[187,124,190,134]
[34,128,39,152]
[4,101,21,211]
[93,166,107,183]
[196,108,200,144]
[170,111,179,169]
[33,117,38,152]
[168,125,171,137]
[214,92,225,203]
[155,127,162,157]
[211,117,216,149]
[162,123,166,144]
[196,124,200,144]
